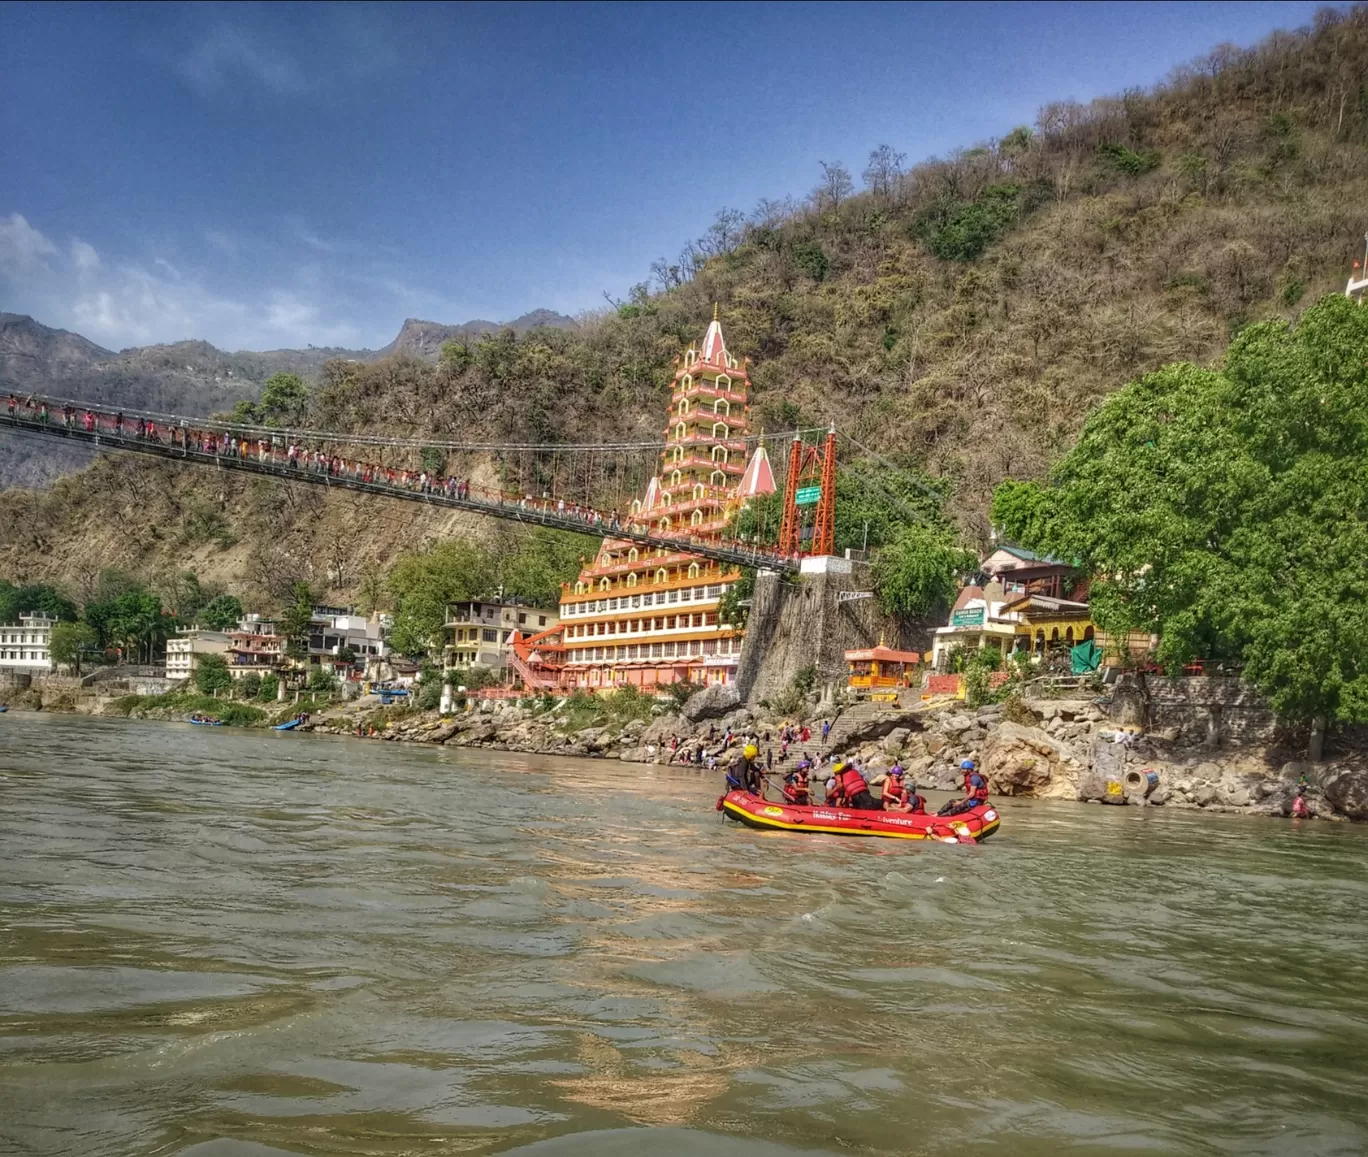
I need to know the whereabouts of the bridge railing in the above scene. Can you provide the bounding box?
[1,401,799,573]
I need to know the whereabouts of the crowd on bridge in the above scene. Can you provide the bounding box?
[5,394,790,562]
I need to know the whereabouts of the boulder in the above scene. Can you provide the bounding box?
[1192,782,1217,807]
[681,684,740,722]
[642,714,685,745]
[940,712,975,735]
[1324,770,1368,821]
[982,721,1083,799]
[427,722,460,744]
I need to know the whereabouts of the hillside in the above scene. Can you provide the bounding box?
[3,6,1368,607]
[0,309,576,488]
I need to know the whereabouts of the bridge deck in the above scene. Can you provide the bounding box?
[1,412,799,574]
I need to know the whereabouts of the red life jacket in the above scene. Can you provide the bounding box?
[964,770,988,802]
[881,778,908,807]
[838,767,869,801]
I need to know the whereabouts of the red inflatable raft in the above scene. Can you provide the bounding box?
[720,791,1000,843]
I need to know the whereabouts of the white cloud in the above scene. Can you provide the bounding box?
[0,213,59,277]
[70,238,101,273]
[176,24,307,97]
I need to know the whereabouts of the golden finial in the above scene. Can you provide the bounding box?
[713,302,719,322]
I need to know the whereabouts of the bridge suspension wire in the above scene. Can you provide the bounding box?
[2,389,829,455]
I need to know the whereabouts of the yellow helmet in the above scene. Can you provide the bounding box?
[832,760,846,774]
[743,743,759,760]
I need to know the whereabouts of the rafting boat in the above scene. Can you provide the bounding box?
[273,719,301,731]
[720,791,1000,843]
[189,717,223,726]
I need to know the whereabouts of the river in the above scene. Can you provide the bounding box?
[2,713,1367,1157]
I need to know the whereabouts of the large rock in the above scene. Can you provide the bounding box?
[1324,770,1368,820]
[982,721,1083,799]
[681,685,740,722]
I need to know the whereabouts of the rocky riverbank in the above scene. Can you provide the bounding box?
[297,685,1368,824]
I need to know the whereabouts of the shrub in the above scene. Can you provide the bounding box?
[239,673,262,700]
[257,674,279,702]
[792,241,829,282]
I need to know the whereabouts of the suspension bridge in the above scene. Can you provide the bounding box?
[3,394,839,571]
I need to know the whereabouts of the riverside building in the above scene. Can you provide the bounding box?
[0,612,57,674]
[550,314,775,690]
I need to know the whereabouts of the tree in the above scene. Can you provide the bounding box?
[82,586,168,663]
[992,294,1368,753]
[195,653,232,695]
[49,621,98,673]
[814,161,854,211]
[871,524,975,620]
[386,540,497,656]
[0,581,77,624]
[258,373,309,426]
[278,582,317,662]
[863,144,906,198]
[198,593,244,631]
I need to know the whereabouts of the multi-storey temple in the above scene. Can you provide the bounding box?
[514,313,775,690]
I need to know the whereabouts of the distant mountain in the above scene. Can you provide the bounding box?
[380,310,578,359]
[0,308,577,488]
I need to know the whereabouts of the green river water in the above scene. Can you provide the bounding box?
[2,712,1367,1157]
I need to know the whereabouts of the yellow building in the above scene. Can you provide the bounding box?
[555,314,774,690]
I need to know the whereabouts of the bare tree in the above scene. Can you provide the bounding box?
[863,144,906,198]
[814,161,855,211]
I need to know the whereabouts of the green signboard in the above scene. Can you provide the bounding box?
[794,485,822,506]
[951,607,985,627]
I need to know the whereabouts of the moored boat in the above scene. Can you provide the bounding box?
[720,791,1000,843]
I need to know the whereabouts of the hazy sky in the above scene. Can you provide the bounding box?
[0,1,1341,352]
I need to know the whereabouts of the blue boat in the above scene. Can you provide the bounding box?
[189,717,223,726]
[273,719,301,731]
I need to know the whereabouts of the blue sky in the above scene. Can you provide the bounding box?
[0,1,1342,352]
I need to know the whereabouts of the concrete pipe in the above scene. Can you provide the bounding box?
[1123,768,1159,798]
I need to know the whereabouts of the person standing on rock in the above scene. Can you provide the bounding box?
[821,719,831,744]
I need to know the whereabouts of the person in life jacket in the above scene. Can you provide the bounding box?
[827,760,881,810]
[783,759,811,805]
[881,768,927,814]
[940,759,989,816]
[726,743,762,796]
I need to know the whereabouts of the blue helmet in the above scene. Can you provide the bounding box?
[960,759,977,770]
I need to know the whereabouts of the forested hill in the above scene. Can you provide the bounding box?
[303,6,1368,536]
[3,5,1368,604]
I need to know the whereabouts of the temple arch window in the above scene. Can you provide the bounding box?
[655,568,668,584]
[711,445,728,463]
[677,399,689,416]
[692,483,705,500]
[627,573,638,588]
[628,547,639,562]
[711,470,726,486]
[670,470,682,486]
[717,375,731,391]
[661,492,672,506]
[714,398,730,415]
[688,562,701,579]
[690,509,704,526]
[672,446,684,463]
[659,516,671,531]
[712,421,727,438]
[599,578,611,592]
[675,422,686,441]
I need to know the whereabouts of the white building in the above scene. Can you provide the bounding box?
[307,607,390,673]
[0,612,57,674]
[445,600,558,671]
[165,628,231,682]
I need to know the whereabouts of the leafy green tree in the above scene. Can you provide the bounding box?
[258,373,309,425]
[0,581,77,624]
[258,673,280,702]
[871,523,975,620]
[49,621,98,673]
[718,568,755,629]
[386,540,497,656]
[198,593,244,631]
[307,667,337,694]
[496,528,595,609]
[82,586,168,663]
[993,294,1368,753]
[195,653,232,695]
[278,582,318,662]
